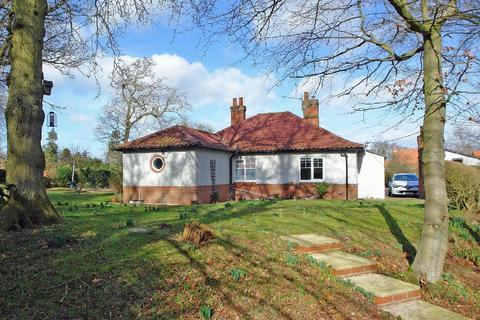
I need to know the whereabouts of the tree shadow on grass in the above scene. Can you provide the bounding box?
[119,200,382,318]
[157,233,379,319]
[450,217,480,245]
[465,224,480,244]
[376,205,417,265]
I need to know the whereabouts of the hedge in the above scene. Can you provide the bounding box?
[444,161,480,212]
[54,164,117,189]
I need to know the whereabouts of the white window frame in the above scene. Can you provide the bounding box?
[299,156,324,182]
[235,157,256,182]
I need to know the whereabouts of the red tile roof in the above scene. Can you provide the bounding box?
[116,112,363,153]
[392,148,419,167]
[216,112,363,152]
[115,125,230,151]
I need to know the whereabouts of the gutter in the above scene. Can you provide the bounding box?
[229,149,239,201]
[340,152,349,200]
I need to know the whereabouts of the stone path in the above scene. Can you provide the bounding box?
[281,234,470,320]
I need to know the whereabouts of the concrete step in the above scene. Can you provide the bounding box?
[280,234,343,253]
[309,251,377,276]
[344,273,421,306]
[381,300,471,320]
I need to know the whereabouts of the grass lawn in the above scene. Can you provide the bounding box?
[1,189,479,319]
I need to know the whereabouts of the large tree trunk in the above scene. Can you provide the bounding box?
[0,0,63,231]
[412,27,449,283]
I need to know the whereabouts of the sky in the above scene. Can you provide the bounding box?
[42,15,426,159]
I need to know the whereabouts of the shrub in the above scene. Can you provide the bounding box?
[444,161,480,212]
[55,165,75,186]
[126,219,135,227]
[199,305,212,320]
[78,167,111,188]
[43,176,52,188]
[315,182,330,199]
[230,268,247,282]
[108,170,123,194]
[210,191,219,203]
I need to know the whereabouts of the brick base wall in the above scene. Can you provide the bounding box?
[123,184,230,205]
[234,182,358,200]
[123,182,358,205]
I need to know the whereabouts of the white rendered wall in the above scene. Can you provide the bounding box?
[123,150,197,186]
[195,149,231,186]
[233,152,358,185]
[445,151,480,166]
[357,151,385,199]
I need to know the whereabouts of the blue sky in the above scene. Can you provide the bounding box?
[42,17,424,158]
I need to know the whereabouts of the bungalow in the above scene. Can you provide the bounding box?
[115,93,385,204]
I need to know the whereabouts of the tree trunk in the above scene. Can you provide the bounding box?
[0,0,63,231]
[411,27,449,283]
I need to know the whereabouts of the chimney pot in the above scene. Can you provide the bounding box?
[232,98,237,107]
[238,97,243,106]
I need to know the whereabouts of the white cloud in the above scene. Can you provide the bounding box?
[44,53,279,114]
[149,54,278,114]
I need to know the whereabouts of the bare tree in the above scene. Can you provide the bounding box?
[177,114,215,133]
[0,0,166,231]
[174,0,480,283]
[367,141,400,159]
[447,121,480,154]
[96,58,190,145]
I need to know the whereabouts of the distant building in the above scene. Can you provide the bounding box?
[445,149,480,166]
[390,148,480,171]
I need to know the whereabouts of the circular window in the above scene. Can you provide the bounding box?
[150,155,165,173]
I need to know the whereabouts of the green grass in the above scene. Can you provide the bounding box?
[0,190,478,319]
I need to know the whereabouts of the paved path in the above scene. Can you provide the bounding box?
[281,234,470,320]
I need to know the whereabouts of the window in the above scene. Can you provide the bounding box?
[235,159,245,181]
[235,157,256,181]
[313,158,323,179]
[300,157,323,181]
[300,157,311,180]
[150,154,165,172]
[245,157,256,180]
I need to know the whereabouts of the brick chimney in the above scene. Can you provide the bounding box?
[302,92,319,126]
[230,97,246,125]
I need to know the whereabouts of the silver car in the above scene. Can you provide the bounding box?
[388,173,419,197]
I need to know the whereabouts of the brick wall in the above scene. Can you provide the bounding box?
[123,184,230,205]
[234,182,357,200]
[123,182,358,204]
